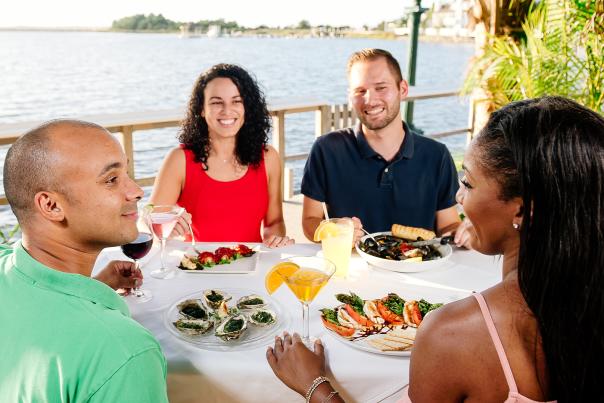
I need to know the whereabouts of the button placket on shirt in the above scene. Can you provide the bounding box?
[379,161,395,188]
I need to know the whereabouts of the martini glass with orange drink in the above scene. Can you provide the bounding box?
[266,256,335,347]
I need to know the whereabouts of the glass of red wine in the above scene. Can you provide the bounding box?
[121,232,154,303]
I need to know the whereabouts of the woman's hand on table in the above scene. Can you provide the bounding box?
[453,218,473,249]
[263,235,295,248]
[267,332,326,396]
[94,260,143,294]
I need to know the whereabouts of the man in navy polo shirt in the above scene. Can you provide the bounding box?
[301,48,464,245]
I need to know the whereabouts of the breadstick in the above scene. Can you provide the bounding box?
[391,224,435,241]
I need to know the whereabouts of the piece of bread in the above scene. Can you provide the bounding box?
[368,336,413,351]
[391,224,436,241]
[386,327,417,343]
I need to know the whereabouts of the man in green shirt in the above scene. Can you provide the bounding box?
[0,120,169,402]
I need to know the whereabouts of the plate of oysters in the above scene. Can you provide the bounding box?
[164,287,289,351]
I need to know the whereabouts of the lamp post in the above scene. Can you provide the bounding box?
[402,0,427,129]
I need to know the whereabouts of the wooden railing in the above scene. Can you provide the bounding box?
[0,90,471,205]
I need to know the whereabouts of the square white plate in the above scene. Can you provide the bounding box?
[169,241,262,274]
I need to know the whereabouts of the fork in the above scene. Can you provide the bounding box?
[176,207,197,251]
[361,228,378,243]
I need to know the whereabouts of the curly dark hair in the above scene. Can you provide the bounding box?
[179,64,271,169]
[475,96,604,402]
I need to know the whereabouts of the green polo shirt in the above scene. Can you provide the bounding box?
[0,241,168,402]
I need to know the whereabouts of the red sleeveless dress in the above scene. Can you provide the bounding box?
[177,147,269,242]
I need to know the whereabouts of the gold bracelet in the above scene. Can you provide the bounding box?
[305,376,330,403]
[321,390,339,403]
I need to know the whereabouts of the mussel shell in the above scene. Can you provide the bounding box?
[361,238,378,251]
[365,248,384,258]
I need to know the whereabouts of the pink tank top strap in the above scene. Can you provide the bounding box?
[472,293,519,393]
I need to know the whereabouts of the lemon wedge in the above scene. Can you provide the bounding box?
[313,221,339,242]
[265,262,299,294]
[142,203,154,215]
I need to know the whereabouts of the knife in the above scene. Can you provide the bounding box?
[408,235,454,247]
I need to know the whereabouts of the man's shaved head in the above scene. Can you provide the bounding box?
[3,119,107,224]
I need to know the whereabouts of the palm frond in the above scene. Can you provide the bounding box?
[464,0,604,114]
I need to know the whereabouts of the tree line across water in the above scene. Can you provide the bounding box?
[110,14,356,33]
[111,14,240,32]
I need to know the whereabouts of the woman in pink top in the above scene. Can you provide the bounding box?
[266,96,604,402]
[150,64,293,247]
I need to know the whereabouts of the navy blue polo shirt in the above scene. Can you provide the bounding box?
[301,122,459,233]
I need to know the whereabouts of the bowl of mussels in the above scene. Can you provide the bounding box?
[355,225,453,273]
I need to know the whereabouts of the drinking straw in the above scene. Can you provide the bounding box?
[321,202,330,220]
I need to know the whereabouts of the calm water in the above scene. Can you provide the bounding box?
[0,31,473,225]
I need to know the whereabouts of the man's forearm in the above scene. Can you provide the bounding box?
[437,220,461,236]
[302,217,323,242]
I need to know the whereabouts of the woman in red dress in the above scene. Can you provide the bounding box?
[150,64,293,248]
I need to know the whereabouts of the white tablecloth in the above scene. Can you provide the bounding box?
[94,241,501,403]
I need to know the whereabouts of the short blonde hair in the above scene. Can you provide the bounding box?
[347,48,403,84]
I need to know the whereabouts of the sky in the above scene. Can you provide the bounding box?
[0,0,437,29]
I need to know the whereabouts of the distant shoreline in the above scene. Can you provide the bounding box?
[0,27,473,43]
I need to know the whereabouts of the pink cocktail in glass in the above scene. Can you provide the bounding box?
[146,205,183,279]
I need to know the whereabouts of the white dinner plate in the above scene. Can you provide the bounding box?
[322,288,467,356]
[355,232,453,273]
[327,328,412,356]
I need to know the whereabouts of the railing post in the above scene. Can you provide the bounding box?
[271,111,286,199]
[350,104,358,127]
[284,168,294,200]
[341,104,350,128]
[332,105,342,130]
[117,125,135,179]
[315,105,329,138]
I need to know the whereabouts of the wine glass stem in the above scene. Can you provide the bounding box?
[132,260,141,294]
[160,237,167,271]
[302,302,310,345]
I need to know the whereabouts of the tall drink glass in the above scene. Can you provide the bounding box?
[320,218,354,278]
[121,232,153,302]
[278,256,335,348]
[146,205,181,279]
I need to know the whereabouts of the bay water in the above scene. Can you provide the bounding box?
[0,31,474,225]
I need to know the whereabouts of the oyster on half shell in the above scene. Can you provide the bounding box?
[215,314,247,341]
[248,309,276,327]
[236,294,266,310]
[173,318,213,336]
[177,299,210,321]
[203,289,232,310]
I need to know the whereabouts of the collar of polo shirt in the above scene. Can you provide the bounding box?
[11,240,129,316]
[354,121,415,162]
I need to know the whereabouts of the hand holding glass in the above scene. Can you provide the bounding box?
[146,205,181,279]
[120,232,153,302]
